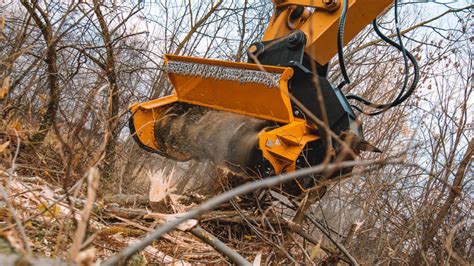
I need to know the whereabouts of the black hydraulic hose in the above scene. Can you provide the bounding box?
[347,21,419,113]
[393,0,409,104]
[372,0,410,113]
[337,0,351,88]
[346,2,420,116]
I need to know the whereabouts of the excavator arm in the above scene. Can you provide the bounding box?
[129,0,399,196]
[264,0,392,65]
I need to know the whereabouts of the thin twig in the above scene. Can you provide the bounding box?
[6,129,21,196]
[69,167,100,261]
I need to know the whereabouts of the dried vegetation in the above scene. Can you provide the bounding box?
[0,0,472,265]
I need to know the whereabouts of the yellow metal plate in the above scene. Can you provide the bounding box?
[129,95,179,151]
[259,119,319,174]
[164,54,295,124]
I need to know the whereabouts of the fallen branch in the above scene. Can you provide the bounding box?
[190,226,251,265]
[103,158,402,265]
[103,206,147,219]
[103,194,149,206]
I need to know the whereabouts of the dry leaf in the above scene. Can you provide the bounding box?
[37,203,61,218]
[1,15,4,33]
[0,141,10,153]
[243,235,255,240]
[0,207,11,222]
[309,236,323,260]
[8,120,22,132]
[0,76,9,100]
[353,220,365,234]
[38,94,48,103]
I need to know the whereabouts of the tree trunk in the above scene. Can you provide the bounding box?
[20,0,60,143]
[93,0,120,183]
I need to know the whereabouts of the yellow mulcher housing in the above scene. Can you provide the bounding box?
[129,0,394,195]
[130,55,317,175]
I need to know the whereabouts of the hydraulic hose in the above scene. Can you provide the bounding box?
[337,0,351,88]
[346,0,420,116]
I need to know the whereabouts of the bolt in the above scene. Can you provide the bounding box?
[322,0,340,11]
[288,33,297,42]
[287,32,303,47]
[323,0,338,7]
[266,139,273,148]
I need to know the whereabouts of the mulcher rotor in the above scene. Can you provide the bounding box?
[130,41,371,196]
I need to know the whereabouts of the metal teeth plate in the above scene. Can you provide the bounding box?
[166,60,282,88]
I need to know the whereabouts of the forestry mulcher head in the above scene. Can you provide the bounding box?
[127,0,412,196]
[129,54,367,196]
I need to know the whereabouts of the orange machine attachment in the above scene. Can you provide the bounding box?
[129,0,396,195]
[129,54,320,175]
[264,0,393,65]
